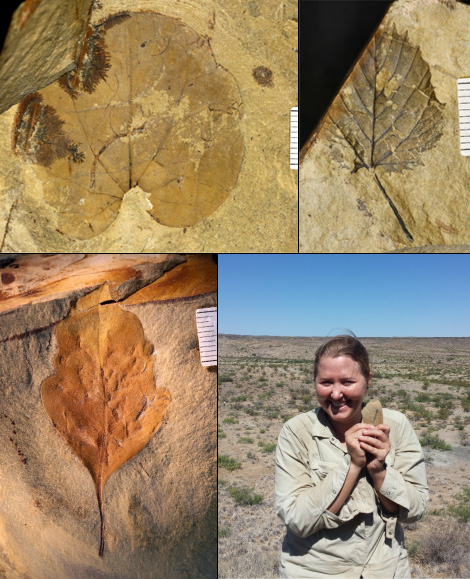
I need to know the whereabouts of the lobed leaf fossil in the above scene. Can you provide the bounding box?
[12,11,244,239]
[41,290,170,556]
[324,25,445,243]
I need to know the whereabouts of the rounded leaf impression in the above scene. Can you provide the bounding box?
[12,12,245,239]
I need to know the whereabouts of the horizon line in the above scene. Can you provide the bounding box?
[219,333,470,339]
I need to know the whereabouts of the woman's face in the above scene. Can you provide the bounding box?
[315,355,371,427]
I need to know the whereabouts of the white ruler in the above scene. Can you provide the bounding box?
[290,107,299,169]
[457,78,470,156]
[196,307,217,367]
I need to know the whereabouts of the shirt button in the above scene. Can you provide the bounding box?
[333,490,337,494]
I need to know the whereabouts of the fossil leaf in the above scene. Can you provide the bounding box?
[362,399,383,426]
[41,290,170,555]
[325,25,445,242]
[12,11,244,239]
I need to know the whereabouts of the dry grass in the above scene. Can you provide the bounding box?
[218,335,470,579]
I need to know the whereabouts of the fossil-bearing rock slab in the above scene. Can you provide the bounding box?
[300,0,470,253]
[0,254,217,578]
[0,0,93,116]
[0,0,297,252]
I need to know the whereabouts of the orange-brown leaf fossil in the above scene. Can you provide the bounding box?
[12,11,244,239]
[41,290,170,555]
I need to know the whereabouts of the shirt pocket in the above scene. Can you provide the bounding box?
[310,459,337,482]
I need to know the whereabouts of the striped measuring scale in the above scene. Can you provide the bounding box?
[196,307,217,367]
[457,79,470,155]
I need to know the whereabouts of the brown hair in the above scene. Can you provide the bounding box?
[314,335,371,381]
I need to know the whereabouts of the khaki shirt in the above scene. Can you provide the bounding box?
[275,407,428,579]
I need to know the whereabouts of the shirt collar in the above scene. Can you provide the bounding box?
[312,407,349,454]
[311,407,336,439]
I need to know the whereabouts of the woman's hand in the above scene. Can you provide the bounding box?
[344,423,368,469]
[358,424,391,474]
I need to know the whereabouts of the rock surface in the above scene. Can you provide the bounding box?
[300,0,470,253]
[0,0,297,252]
[0,0,93,115]
[0,254,217,578]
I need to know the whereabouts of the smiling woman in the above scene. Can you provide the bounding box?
[274,334,428,579]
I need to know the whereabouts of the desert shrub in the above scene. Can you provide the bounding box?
[414,518,470,577]
[437,407,452,420]
[448,486,470,523]
[289,387,314,408]
[218,527,231,538]
[223,417,238,424]
[218,429,226,439]
[258,441,277,453]
[419,432,452,450]
[413,406,434,420]
[406,538,419,558]
[276,382,285,387]
[231,395,247,402]
[228,485,263,505]
[238,437,254,444]
[462,397,470,412]
[219,375,234,383]
[427,507,446,516]
[415,393,431,402]
[218,454,241,471]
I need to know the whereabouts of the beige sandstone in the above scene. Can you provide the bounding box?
[0,0,297,252]
[0,254,217,578]
[300,0,470,253]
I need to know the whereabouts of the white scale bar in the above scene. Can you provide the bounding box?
[458,79,470,155]
[196,307,217,367]
[290,107,299,169]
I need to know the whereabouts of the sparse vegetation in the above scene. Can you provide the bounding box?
[218,335,470,579]
[223,417,239,424]
[218,454,241,471]
[448,486,470,523]
[258,441,277,453]
[228,485,263,505]
[414,518,470,577]
[419,432,452,451]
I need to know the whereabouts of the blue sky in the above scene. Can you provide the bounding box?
[218,255,470,337]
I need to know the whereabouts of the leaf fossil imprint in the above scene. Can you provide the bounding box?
[325,25,445,242]
[12,11,244,239]
[41,295,170,556]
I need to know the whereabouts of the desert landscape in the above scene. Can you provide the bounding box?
[218,334,470,579]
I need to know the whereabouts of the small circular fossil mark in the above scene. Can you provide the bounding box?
[1,273,15,284]
[253,66,274,87]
